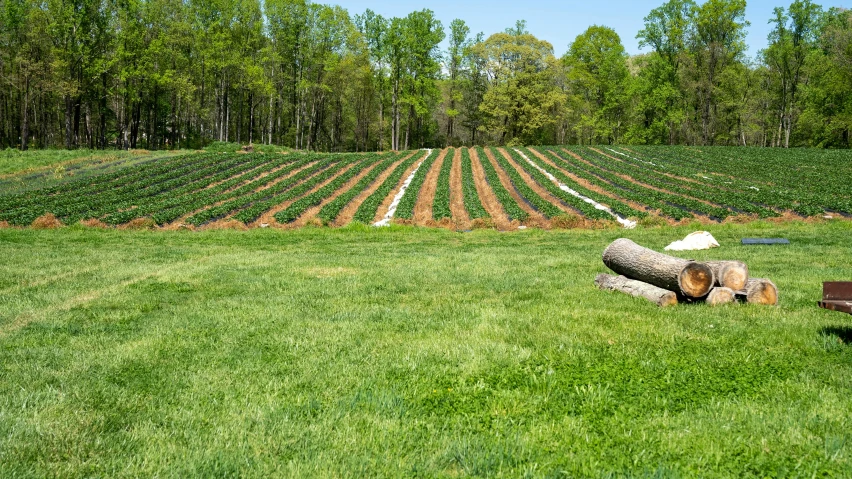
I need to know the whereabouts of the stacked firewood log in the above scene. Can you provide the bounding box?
[595,238,778,307]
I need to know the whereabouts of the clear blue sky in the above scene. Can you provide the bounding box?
[332,0,851,59]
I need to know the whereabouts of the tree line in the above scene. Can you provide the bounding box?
[1,0,850,151]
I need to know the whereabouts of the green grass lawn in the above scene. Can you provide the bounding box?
[1,221,851,477]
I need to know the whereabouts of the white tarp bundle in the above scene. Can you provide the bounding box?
[664,231,720,251]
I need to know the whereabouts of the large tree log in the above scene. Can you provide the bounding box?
[594,274,678,307]
[602,238,715,298]
[706,287,736,306]
[735,278,778,305]
[704,260,749,290]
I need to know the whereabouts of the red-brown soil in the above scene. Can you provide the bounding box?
[332,151,415,227]
[483,148,547,228]
[250,163,357,228]
[448,148,471,230]
[285,162,381,229]
[373,150,429,223]
[470,148,512,231]
[412,149,448,224]
[497,147,582,217]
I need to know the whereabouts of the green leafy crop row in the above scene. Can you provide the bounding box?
[431,148,454,221]
[275,155,382,223]
[230,159,350,224]
[316,152,408,224]
[474,147,528,222]
[543,147,691,220]
[352,151,424,224]
[507,148,612,221]
[460,148,488,220]
[488,147,562,219]
[394,149,441,220]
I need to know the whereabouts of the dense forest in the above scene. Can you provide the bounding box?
[0,0,850,151]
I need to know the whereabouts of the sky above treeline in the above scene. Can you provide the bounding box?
[334,0,852,59]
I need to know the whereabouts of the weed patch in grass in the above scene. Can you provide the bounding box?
[80,218,109,228]
[119,217,157,230]
[550,213,586,229]
[30,213,63,229]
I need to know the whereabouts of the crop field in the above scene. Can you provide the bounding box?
[0,146,850,230]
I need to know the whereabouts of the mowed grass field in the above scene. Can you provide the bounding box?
[2,220,852,477]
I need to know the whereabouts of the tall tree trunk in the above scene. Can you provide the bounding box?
[224,84,230,142]
[20,76,30,151]
[249,92,254,144]
[100,74,107,148]
[268,96,273,145]
[784,108,791,148]
[64,94,73,149]
[237,88,242,144]
[392,73,399,151]
[73,95,81,148]
[775,109,784,148]
[85,103,92,148]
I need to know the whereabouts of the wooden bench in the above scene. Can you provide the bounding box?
[818,282,852,315]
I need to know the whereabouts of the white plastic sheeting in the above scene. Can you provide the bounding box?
[664,231,720,251]
[373,149,431,227]
[603,147,658,167]
[513,149,636,229]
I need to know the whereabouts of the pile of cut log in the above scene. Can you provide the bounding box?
[595,238,778,307]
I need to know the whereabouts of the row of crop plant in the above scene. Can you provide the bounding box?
[2,146,839,229]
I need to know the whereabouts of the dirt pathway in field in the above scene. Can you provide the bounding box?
[283,161,382,229]
[373,150,429,223]
[245,163,357,228]
[448,148,471,230]
[164,161,319,229]
[470,149,512,231]
[332,151,415,227]
[496,148,582,218]
[221,157,299,191]
[483,148,547,227]
[563,148,727,209]
[412,149,448,224]
[528,148,654,217]
[562,147,719,224]
[193,157,272,193]
[594,147,713,186]
[201,155,293,193]
[110,156,268,221]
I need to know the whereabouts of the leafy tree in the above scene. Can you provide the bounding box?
[763,0,823,147]
[460,32,488,145]
[474,24,565,145]
[686,0,749,145]
[799,8,852,147]
[2,0,852,152]
[635,0,694,144]
[444,18,469,146]
[564,25,631,144]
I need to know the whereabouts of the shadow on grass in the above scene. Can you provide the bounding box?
[819,326,852,344]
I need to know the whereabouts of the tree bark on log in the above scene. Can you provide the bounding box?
[594,274,678,307]
[602,238,715,298]
[735,278,778,305]
[706,287,736,306]
[704,260,749,290]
